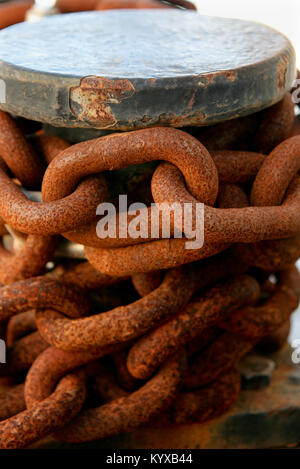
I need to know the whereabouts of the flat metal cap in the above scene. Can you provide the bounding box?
[0,10,296,130]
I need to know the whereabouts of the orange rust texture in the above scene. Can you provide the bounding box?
[0,235,57,284]
[253,94,294,153]
[63,150,265,250]
[0,1,33,30]
[0,331,48,377]
[0,111,44,188]
[70,77,135,126]
[127,275,260,380]
[54,353,186,443]
[35,267,194,351]
[0,372,86,449]
[0,93,299,449]
[0,384,26,421]
[6,310,36,346]
[277,55,289,92]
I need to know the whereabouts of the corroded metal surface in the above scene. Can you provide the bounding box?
[39,345,299,450]
[0,100,300,448]
[0,10,296,129]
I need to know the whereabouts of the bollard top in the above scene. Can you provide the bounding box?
[0,10,296,130]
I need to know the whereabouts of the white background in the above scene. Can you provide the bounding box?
[194,0,300,67]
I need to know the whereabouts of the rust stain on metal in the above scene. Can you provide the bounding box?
[221,70,237,82]
[70,76,135,127]
[199,70,237,86]
[157,110,207,127]
[277,55,289,91]
[187,91,196,110]
[0,91,300,449]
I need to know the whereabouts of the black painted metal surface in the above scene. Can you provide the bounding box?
[0,10,296,130]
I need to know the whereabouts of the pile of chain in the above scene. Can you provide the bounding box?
[0,0,300,451]
[0,87,299,448]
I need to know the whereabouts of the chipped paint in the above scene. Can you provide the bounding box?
[277,55,289,91]
[70,76,135,127]
[157,110,207,127]
[198,70,237,86]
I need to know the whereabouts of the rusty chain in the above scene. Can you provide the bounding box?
[0,90,298,447]
[0,0,299,449]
